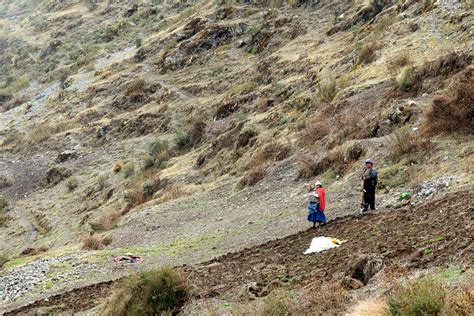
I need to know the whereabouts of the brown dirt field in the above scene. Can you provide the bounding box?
[6,189,473,315]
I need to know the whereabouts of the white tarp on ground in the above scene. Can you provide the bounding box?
[304,237,341,254]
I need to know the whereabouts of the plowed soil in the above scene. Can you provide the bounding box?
[6,190,473,315]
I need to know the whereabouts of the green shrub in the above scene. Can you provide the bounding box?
[397,66,414,90]
[173,128,191,150]
[0,195,8,212]
[101,268,189,316]
[227,81,257,97]
[387,277,446,316]
[149,139,169,157]
[142,180,154,197]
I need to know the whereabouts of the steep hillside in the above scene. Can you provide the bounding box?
[0,0,473,313]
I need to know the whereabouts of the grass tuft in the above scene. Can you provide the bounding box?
[102,268,189,316]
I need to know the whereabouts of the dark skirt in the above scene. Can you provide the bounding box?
[307,202,327,223]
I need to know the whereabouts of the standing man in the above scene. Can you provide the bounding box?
[361,159,377,212]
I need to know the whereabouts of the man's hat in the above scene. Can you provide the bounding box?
[365,159,374,164]
[315,180,322,186]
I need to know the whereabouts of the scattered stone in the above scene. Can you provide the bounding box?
[55,150,77,163]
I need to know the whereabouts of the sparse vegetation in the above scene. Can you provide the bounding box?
[388,127,433,162]
[27,121,77,143]
[66,177,78,192]
[82,234,109,250]
[389,52,412,72]
[123,162,135,178]
[387,277,446,315]
[173,128,192,150]
[397,66,414,90]
[423,66,473,134]
[237,166,266,189]
[0,195,10,227]
[101,268,189,316]
[318,77,337,102]
[357,41,377,64]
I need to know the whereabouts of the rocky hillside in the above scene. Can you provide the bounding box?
[0,0,473,314]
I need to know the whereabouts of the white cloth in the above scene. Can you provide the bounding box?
[304,237,340,254]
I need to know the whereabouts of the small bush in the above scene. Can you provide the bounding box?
[262,293,298,316]
[159,184,186,203]
[126,77,147,102]
[112,161,123,173]
[82,234,106,250]
[142,180,154,197]
[101,268,189,316]
[227,81,257,97]
[389,52,412,72]
[299,117,331,147]
[0,256,8,269]
[173,128,192,150]
[27,121,77,143]
[149,139,169,157]
[388,127,433,162]
[252,141,291,167]
[443,282,474,315]
[90,211,122,232]
[66,177,79,192]
[357,42,377,64]
[423,66,473,134]
[236,126,258,148]
[397,66,414,90]
[297,142,364,178]
[387,277,446,316]
[237,166,266,189]
[0,195,8,212]
[0,195,9,227]
[318,77,337,102]
[123,162,135,178]
[422,0,435,11]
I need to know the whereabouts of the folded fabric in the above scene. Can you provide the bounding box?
[304,237,341,254]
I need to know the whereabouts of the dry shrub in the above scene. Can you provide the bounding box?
[32,212,51,235]
[255,96,270,113]
[297,142,364,178]
[308,282,348,314]
[252,141,291,166]
[318,77,337,102]
[388,127,433,162]
[389,52,412,73]
[237,166,266,189]
[101,268,189,316]
[357,41,377,64]
[299,117,331,147]
[27,121,77,143]
[413,52,471,85]
[82,234,106,250]
[227,81,257,97]
[126,77,147,102]
[387,277,446,315]
[443,281,474,315]
[124,175,163,208]
[261,293,299,316]
[159,184,186,203]
[423,65,473,134]
[346,298,388,316]
[90,210,122,232]
[112,161,123,173]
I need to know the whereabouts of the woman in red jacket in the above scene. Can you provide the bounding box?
[307,180,327,228]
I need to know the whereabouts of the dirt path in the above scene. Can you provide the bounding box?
[5,189,473,315]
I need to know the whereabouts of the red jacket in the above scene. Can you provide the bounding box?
[315,187,325,211]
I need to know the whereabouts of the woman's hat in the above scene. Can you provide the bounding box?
[315,180,322,186]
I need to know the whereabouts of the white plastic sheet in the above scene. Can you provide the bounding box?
[304,237,340,254]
